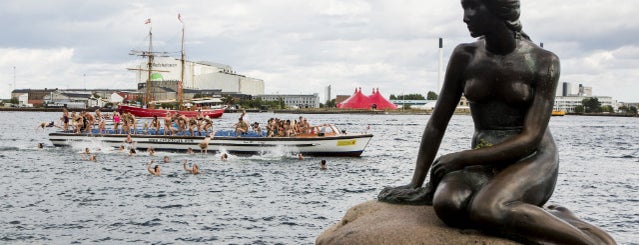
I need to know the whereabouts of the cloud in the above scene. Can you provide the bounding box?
[0,0,638,102]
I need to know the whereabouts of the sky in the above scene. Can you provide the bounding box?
[0,0,638,102]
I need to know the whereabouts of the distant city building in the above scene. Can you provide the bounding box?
[558,82,592,97]
[554,82,614,112]
[335,95,350,105]
[554,96,616,113]
[132,57,264,96]
[257,93,320,109]
[42,90,95,109]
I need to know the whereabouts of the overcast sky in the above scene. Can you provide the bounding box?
[1,0,638,102]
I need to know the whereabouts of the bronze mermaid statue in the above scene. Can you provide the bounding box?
[378,0,616,244]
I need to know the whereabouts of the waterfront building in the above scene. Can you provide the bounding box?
[257,93,320,109]
[554,96,616,113]
[131,57,264,96]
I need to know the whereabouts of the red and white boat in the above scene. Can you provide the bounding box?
[118,105,225,118]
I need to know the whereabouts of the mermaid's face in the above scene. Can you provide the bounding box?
[461,0,502,38]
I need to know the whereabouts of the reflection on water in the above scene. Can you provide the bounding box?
[0,112,637,243]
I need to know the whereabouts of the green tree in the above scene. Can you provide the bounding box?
[427,91,438,100]
[574,105,584,114]
[324,99,336,108]
[629,106,638,115]
[221,95,235,105]
[601,105,614,113]
[390,93,425,100]
[9,97,19,105]
[581,97,601,113]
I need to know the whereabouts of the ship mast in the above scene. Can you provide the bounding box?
[178,15,185,110]
[146,25,154,107]
[127,19,169,108]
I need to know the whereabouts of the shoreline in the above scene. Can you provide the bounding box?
[0,107,636,117]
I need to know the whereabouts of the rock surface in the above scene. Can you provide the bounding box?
[316,200,521,245]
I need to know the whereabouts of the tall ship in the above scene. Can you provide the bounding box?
[118,18,225,118]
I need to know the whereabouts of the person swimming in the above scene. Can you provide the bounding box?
[147,160,161,176]
[183,160,200,175]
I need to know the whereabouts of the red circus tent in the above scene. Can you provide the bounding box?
[337,88,371,109]
[368,88,398,110]
[337,88,397,110]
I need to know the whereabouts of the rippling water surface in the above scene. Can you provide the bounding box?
[1,112,637,244]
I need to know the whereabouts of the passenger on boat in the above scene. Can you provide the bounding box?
[113,112,121,134]
[151,115,161,135]
[94,109,102,122]
[163,113,173,136]
[147,160,161,176]
[61,109,70,132]
[128,113,137,135]
[188,117,199,136]
[234,117,249,136]
[72,112,84,133]
[251,122,262,134]
[122,115,131,134]
[200,116,213,135]
[83,111,95,133]
[183,160,200,175]
[266,118,276,137]
[98,118,106,134]
[176,114,188,135]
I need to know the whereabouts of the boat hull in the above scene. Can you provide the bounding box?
[118,105,224,118]
[49,132,373,157]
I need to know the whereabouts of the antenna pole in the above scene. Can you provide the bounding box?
[145,25,154,107]
[179,18,185,110]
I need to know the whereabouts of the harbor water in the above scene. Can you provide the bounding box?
[0,111,637,244]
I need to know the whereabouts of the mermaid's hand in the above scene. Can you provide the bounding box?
[377,183,434,206]
[432,154,464,181]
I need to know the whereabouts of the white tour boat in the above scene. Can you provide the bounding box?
[48,124,373,157]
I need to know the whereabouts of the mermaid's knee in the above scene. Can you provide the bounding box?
[433,182,473,228]
[468,196,507,227]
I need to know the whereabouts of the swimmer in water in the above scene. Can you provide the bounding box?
[146,147,155,156]
[163,156,170,163]
[183,160,200,174]
[220,153,228,161]
[147,160,161,176]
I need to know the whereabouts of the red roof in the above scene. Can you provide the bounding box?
[368,88,398,110]
[337,88,397,110]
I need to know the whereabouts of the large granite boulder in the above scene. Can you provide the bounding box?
[316,200,521,245]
